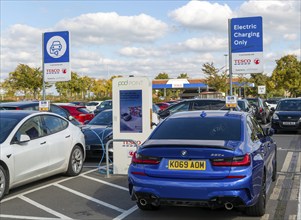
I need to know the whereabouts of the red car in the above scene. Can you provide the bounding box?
[58,105,94,124]
[155,102,170,111]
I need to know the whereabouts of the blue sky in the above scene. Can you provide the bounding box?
[1,0,300,86]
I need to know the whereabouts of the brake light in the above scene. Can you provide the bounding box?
[259,107,263,113]
[211,154,251,166]
[131,152,161,164]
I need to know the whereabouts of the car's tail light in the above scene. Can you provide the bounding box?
[259,107,263,113]
[131,152,161,164]
[211,154,251,166]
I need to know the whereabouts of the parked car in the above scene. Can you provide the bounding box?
[81,109,113,159]
[0,101,81,126]
[157,98,240,119]
[155,102,170,111]
[0,110,85,200]
[86,101,103,113]
[94,100,112,115]
[271,98,301,133]
[57,105,94,124]
[246,97,271,124]
[237,99,255,116]
[128,110,277,216]
[264,98,281,110]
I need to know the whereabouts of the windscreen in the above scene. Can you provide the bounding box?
[0,118,19,143]
[150,117,241,141]
[277,100,301,111]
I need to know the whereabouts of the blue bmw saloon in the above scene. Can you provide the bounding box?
[128,110,277,216]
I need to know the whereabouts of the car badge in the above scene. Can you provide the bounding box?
[288,116,292,119]
[181,150,187,156]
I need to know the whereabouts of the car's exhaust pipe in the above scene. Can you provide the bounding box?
[224,202,234,210]
[139,199,148,206]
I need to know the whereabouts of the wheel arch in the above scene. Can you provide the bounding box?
[0,160,10,194]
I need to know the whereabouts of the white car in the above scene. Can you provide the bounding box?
[0,110,85,200]
[86,101,103,113]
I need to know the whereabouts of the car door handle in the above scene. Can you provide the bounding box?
[40,141,46,145]
[65,135,70,138]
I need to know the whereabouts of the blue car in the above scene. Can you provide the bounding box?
[128,110,277,216]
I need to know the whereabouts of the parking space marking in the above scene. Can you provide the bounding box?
[20,195,72,219]
[54,183,125,213]
[113,205,138,220]
[281,152,293,172]
[82,174,128,191]
[290,175,300,201]
[0,214,58,220]
[270,175,285,200]
[289,214,297,220]
[260,214,269,220]
[297,152,301,172]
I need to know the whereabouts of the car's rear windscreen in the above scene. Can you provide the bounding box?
[151,117,241,141]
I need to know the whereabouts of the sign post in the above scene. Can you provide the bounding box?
[42,31,70,99]
[230,16,263,74]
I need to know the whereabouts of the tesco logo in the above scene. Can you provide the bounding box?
[234,59,251,65]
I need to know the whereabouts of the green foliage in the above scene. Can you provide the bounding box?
[155,72,169,79]
[177,73,189,79]
[1,64,50,99]
[202,62,228,93]
[271,55,301,97]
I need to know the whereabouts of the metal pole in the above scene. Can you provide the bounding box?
[105,139,138,178]
[228,19,233,96]
[42,33,46,101]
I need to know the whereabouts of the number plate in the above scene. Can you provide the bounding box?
[168,160,206,170]
[283,122,296,125]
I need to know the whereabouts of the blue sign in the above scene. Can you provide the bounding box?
[43,31,69,63]
[231,16,263,53]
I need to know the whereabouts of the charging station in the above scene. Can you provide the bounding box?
[112,77,153,174]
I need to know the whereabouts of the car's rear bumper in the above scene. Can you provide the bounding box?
[128,174,257,207]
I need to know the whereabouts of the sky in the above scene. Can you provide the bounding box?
[1,0,300,85]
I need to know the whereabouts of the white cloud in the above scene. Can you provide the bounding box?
[169,1,234,32]
[284,33,297,41]
[55,12,169,45]
[177,37,228,52]
[119,47,164,58]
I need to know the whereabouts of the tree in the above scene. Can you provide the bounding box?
[202,62,228,93]
[247,73,270,97]
[155,72,169,79]
[177,73,189,79]
[2,64,48,99]
[271,55,301,97]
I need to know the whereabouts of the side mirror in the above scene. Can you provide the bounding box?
[270,107,275,112]
[263,127,275,136]
[158,110,170,118]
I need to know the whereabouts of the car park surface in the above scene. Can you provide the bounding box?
[0,110,85,200]
[128,110,277,216]
[0,130,300,220]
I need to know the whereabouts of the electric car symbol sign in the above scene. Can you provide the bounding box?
[43,31,71,82]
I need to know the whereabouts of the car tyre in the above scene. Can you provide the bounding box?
[272,157,277,182]
[0,165,9,201]
[66,145,84,176]
[245,173,266,216]
[136,200,160,211]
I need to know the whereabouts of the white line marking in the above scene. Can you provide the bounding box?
[82,174,129,191]
[54,183,125,213]
[289,214,297,220]
[19,195,72,219]
[298,173,301,220]
[113,205,138,220]
[0,214,60,220]
[281,152,293,172]
[260,214,269,220]
[1,168,98,203]
[270,175,285,200]
[297,152,301,173]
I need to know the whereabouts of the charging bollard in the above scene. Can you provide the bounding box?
[105,139,138,178]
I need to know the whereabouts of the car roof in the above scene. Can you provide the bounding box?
[168,110,246,119]
[0,101,39,107]
[0,110,36,119]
